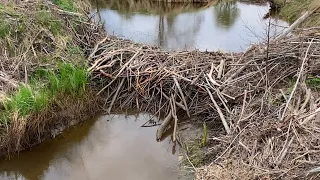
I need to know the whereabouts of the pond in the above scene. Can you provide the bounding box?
[91,0,289,52]
[0,113,178,180]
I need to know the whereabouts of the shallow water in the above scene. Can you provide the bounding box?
[91,0,288,52]
[0,113,178,180]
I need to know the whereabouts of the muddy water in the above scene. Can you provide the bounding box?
[91,0,288,52]
[0,113,178,180]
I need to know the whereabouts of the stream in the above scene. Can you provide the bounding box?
[0,0,291,179]
[92,0,288,51]
[0,113,178,180]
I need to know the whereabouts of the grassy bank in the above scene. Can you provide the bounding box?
[273,0,320,26]
[0,0,104,156]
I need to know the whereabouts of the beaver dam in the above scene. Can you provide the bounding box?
[0,0,320,179]
[88,26,320,179]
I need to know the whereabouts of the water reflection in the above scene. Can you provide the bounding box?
[214,0,240,29]
[0,113,178,180]
[91,0,288,52]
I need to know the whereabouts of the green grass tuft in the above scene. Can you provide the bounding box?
[306,76,320,88]
[0,111,10,131]
[4,86,50,117]
[1,63,88,121]
[67,45,83,56]
[55,0,77,12]
[35,10,62,35]
[56,63,88,96]
[0,20,10,39]
[201,122,207,147]
[47,63,88,96]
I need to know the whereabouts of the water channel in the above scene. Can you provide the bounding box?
[0,113,178,180]
[92,0,288,51]
[0,0,290,179]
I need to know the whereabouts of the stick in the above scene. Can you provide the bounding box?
[173,77,190,117]
[280,39,314,121]
[218,59,225,79]
[205,86,230,134]
[207,63,221,86]
[237,90,247,125]
[115,49,142,78]
[300,107,320,125]
[107,78,125,114]
[156,87,186,111]
[98,49,141,95]
[88,36,109,60]
[156,112,173,141]
[299,88,311,113]
[276,137,295,166]
[223,59,255,84]
[171,95,178,142]
[276,7,320,39]
[211,123,250,163]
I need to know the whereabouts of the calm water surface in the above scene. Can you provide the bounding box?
[0,113,177,180]
[92,0,288,51]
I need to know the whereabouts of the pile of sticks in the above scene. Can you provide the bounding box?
[89,31,319,136]
[85,8,320,178]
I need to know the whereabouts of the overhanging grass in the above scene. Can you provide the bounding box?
[54,0,77,12]
[48,63,88,96]
[1,63,88,122]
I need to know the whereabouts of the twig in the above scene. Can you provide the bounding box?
[280,39,314,121]
[171,95,178,142]
[207,63,221,86]
[211,123,250,163]
[98,49,141,94]
[237,90,247,125]
[107,78,125,114]
[205,86,230,134]
[173,77,190,117]
[276,136,295,166]
[217,59,225,79]
[276,7,320,39]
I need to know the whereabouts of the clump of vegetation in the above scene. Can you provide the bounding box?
[54,0,77,12]
[201,122,207,147]
[0,20,10,39]
[184,139,206,167]
[48,63,88,96]
[306,75,320,89]
[4,86,48,117]
[1,63,88,122]
[35,10,63,35]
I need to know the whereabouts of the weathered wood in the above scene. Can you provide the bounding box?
[276,6,320,39]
